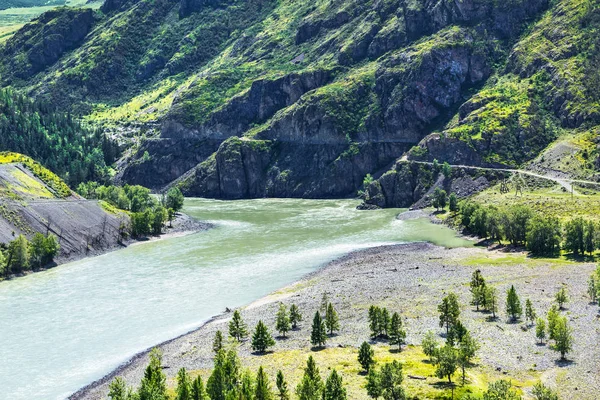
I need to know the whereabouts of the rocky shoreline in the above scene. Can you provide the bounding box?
[3,212,211,282]
[71,240,599,399]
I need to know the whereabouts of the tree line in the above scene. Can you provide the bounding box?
[0,88,119,186]
[77,183,185,238]
[0,233,60,278]
[454,200,600,256]
[107,282,564,400]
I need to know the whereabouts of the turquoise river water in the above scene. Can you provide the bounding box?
[0,198,471,399]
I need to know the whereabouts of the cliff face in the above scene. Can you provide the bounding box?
[4,0,600,202]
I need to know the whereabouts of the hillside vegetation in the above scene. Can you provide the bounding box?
[0,0,586,200]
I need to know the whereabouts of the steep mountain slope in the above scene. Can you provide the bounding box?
[0,152,127,263]
[364,0,600,208]
[1,0,598,201]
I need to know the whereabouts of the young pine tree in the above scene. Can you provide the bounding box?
[555,286,569,310]
[289,304,302,329]
[229,310,248,341]
[320,293,329,313]
[255,366,273,400]
[535,318,546,345]
[365,368,382,399]
[358,341,375,373]
[310,312,328,348]
[191,375,207,400]
[525,299,537,327]
[213,330,223,354]
[296,356,323,400]
[485,286,498,319]
[552,317,573,361]
[438,293,460,335]
[388,312,407,352]
[379,360,406,400]
[252,320,276,353]
[276,370,290,400]
[275,303,291,337]
[547,304,560,341]
[324,369,346,400]
[176,368,192,400]
[368,306,382,338]
[138,348,167,400]
[325,303,340,335]
[449,193,458,212]
[469,270,486,311]
[505,285,522,322]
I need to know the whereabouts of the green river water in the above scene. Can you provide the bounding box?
[0,198,471,400]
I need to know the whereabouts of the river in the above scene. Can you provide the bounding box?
[0,198,471,399]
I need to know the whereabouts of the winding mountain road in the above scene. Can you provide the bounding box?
[398,157,600,193]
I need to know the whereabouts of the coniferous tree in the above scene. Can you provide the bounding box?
[207,348,241,400]
[358,341,375,373]
[255,366,273,400]
[325,303,340,335]
[368,306,382,338]
[275,303,291,337]
[191,375,207,400]
[213,330,223,354]
[505,285,522,322]
[176,368,192,400]
[388,312,406,352]
[525,299,537,326]
[324,369,346,400]
[552,317,573,360]
[239,370,254,399]
[108,377,135,400]
[252,320,276,353]
[365,369,382,399]
[138,348,167,400]
[276,370,290,400]
[447,319,467,347]
[380,308,390,337]
[295,356,323,400]
[320,293,329,313]
[379,360,406,400]
[310,312,327,348]
[438,293,460,335]
[470,270,486,311]
[547,305,560,341]
[229,310,248,341]
[555,286,568,309]
[289,304,302,329]
[484,286,498,319]
[535,318,546,345]
[421,331,438,362]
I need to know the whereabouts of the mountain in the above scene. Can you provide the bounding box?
[1,0,598,202]
[0,152,127,263]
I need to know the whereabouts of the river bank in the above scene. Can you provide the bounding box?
[71,240,599,400]
[2,212,211,281]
